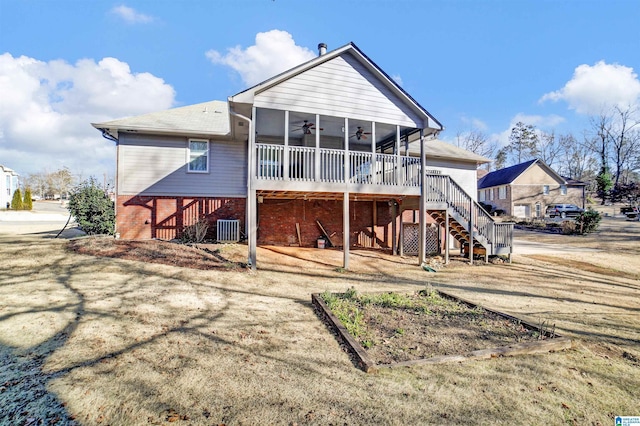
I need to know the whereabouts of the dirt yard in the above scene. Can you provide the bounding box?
[0,217,638,425]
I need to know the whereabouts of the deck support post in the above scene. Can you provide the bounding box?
[343,191,350,270]
[418,129,426,265]
[468,198,474,265]
[372,201,377,248]
[445,209,450,264]
[391,202,397,255]
[399,216,404,256]
[248,189,257,270]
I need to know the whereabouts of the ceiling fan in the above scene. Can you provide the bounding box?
[350,126,372,140]
[292,120,322,135]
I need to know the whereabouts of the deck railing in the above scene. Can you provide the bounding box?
[424,174,514,255]
[256,144,420,187]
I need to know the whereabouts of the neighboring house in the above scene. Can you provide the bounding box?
[1,165,19,209]
[93,42,513,269]
[477,159,586,218]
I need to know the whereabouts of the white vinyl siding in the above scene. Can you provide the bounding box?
[424,158,480,201]
[188,139,209,173]
[254,53,423,128]
[117,134,246,196]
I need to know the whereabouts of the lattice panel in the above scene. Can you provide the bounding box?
[403,223,438,255]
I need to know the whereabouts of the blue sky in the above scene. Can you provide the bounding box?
[1,0,639,178]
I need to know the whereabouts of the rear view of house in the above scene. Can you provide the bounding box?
[94,42,513,269]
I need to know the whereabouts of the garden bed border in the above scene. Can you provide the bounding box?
[311,288,573,373]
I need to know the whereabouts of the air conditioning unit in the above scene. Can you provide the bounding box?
[216,219,240,243]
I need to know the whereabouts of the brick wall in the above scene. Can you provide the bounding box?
[257,199,395,247]
[116,195,246,240]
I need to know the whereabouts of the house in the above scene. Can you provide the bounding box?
[93,42,513,269]
[1,165,19,209]
[478,159,586,218]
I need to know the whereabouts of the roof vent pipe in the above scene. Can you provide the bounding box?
[318,43,327,56]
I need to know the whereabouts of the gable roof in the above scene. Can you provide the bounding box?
[92,101,230,140]
[229,42,443,132]
[478,159,567,188]
[407,139,491,164]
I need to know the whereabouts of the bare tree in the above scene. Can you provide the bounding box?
[455,130,497,159]
[608,106,639,187]
[537,131,564,169]
[556,133,596,180]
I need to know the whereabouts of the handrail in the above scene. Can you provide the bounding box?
[425,173,513,255]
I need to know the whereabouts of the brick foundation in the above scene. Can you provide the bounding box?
[116,195,246,240]
[257,199,396,247]
[115,195,440,251]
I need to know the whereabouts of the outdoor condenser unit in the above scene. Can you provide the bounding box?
[216,219,240,243]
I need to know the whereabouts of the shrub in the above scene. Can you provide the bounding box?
[11,189,23,210]
[574,209,602,234]
[23,188,33,211]
[68,178,115,235]
[561,220,576,235]
[181,217,210,243]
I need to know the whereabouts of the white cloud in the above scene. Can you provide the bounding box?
[111,5,154,24]
[540,61,640,115]
[206,30,316,86]
[0,53,175,177]
[391,74,403,87]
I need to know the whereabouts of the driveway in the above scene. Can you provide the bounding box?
[0,200,83,237]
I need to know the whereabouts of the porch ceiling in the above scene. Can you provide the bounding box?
[257,190,416,202]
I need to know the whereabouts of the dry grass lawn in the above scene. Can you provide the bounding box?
[0,217,639,425]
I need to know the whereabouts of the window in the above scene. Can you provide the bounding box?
[560,184,567,195]
[543,185,549,195]
[498,186,507,200]
[479,190,485,202]
[488,189,493,201]
[188,139,209,172]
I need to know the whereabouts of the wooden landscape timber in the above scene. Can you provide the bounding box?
[312,290,573,373]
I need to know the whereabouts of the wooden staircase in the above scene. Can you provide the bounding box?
[424,174,514,262]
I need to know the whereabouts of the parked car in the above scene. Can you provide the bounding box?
[621,205,639,219]
[546,203,584,218]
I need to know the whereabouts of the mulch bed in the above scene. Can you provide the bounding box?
[67,237,245,271]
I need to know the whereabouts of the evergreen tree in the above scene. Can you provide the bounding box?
[11,188,23,210]
[68,178,115,235]
[23,188,33,211]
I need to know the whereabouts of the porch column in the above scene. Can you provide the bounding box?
[395,125,401,185]
[343,191,350,269]
[371,122,376,184]
[399,213,404,256]
[418,129,426,265]
[283,111,290,180]
[314,114,320,181]
[344,117,349,184]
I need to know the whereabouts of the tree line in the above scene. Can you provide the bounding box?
[455,106,640,204]
[21,168,114,201]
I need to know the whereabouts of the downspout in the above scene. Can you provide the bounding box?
[97,128,120,238]
[228,104,256,270]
